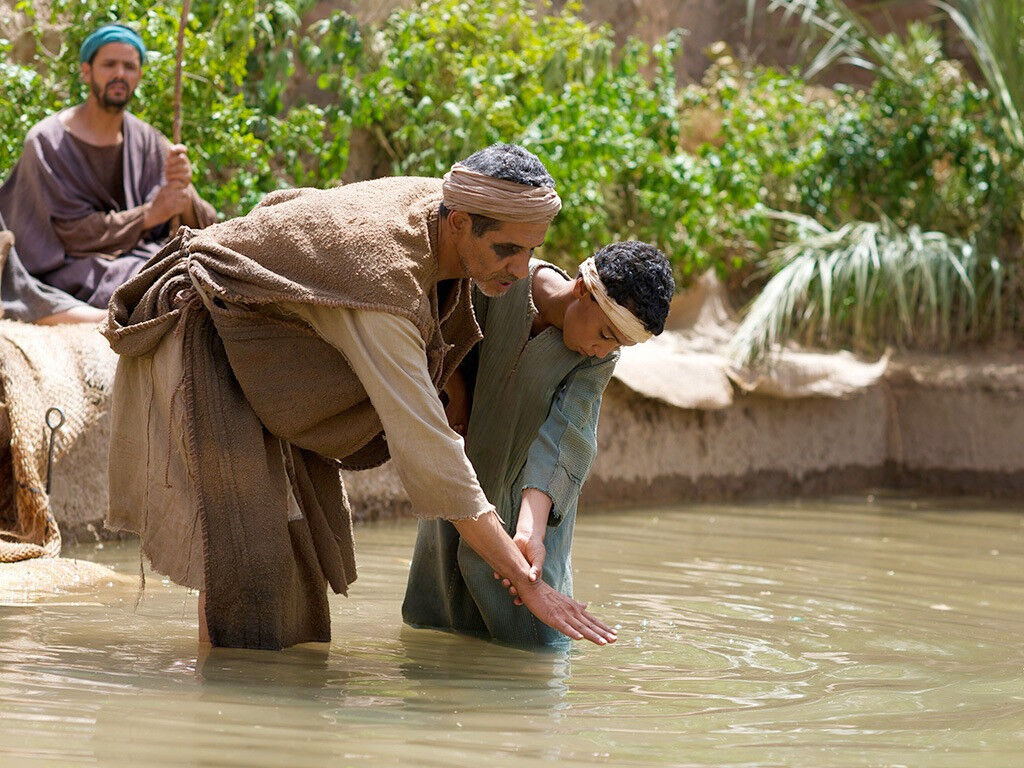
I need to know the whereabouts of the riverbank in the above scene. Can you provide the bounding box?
[36,345,1023,545]
[292,352,1024,525]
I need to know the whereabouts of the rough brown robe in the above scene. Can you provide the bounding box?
[103,177,481,649]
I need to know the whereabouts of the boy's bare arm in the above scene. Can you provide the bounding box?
[512,488,552,582]
[490,488,551,606]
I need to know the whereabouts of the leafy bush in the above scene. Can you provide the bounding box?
[3,0,1022,348]
[802,25,1024,253]
[676,53,832,287]
[342,0,697,277]
[342,0,833,285]
[0,0,878,289]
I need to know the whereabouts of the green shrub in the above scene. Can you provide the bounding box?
[4,0,1022,337]
[344,0,699,278]
[677,55,832,287]
[803,25,1024,253]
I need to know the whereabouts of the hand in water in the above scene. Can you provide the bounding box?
[451,511,614,645]
[513,578,617,646]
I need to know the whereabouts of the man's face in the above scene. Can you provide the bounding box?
[450,212,549,297]
[81,42,142,112]
[562,277,632,358]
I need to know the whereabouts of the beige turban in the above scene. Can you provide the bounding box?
[579,257,652,345]
[442,163,561,223]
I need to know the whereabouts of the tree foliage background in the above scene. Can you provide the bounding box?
[2,0,1022,352]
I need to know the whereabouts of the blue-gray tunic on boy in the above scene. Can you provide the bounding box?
[403,259,616,647]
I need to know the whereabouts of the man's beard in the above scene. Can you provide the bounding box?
[91,80,133,112]
[457,251,517,297]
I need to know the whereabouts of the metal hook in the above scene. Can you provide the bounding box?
[45,407,65,495]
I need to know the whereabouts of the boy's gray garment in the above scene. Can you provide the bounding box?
[403,260,616,647]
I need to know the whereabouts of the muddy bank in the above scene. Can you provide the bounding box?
[586,356,1024,505]
[329,353,1024,523]
[44,352,1024,543]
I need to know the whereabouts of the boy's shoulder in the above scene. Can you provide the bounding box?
[529,258,570,295]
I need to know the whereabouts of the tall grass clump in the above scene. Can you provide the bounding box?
[728,213,1015,362]
[739,0,1024,354]
[941,0,1024,149]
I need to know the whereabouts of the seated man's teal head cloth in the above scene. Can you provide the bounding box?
[79,23,147,64]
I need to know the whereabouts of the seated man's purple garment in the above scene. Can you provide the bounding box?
[0,111,215,308]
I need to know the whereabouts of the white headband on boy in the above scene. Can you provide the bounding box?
[578,257,652,344]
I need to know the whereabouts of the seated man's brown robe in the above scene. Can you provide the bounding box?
[0,111,216,309]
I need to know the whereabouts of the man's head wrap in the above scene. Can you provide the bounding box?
[80,24,147,65]
[442,163,561,223]
[579,257,653,345]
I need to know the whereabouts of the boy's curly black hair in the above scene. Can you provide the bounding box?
[592,241,674,336]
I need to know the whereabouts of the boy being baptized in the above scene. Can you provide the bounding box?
[403,241,674,647]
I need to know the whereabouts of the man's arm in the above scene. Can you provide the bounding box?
[285,302,616,645]
[52,205,158,258]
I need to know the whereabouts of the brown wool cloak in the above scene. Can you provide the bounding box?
[103,176,481,650]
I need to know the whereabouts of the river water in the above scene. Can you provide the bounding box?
[1,496,1023,767]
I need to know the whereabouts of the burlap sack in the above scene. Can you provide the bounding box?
[0,320,116,562]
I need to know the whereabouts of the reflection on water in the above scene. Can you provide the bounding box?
[2,496,1023,767]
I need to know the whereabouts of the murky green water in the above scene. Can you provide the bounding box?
[2,497,1023,767]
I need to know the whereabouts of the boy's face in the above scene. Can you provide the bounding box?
[561,278,631,358]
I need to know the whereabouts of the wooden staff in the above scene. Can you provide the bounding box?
[169,0,191,234]
[172,0,191,144]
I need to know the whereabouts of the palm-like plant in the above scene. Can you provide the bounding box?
[940,0,1024,148]
[749,0,1024,147]
[727,213,1011,364]
[746,0,898,80]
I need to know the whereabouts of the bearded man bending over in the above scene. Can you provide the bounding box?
[102,143,617,651]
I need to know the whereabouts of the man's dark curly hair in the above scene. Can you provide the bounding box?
[439,143,555,236]
[592,241,674,336]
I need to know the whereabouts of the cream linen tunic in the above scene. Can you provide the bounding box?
[108,302,493,591]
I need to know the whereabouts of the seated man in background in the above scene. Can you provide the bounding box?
[403,240,674,647]
[0,23,216,310]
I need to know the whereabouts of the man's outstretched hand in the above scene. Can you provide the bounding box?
[513,578,617,646]
[452,510,616,646]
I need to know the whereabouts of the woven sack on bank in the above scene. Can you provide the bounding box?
[0,319,116,562]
